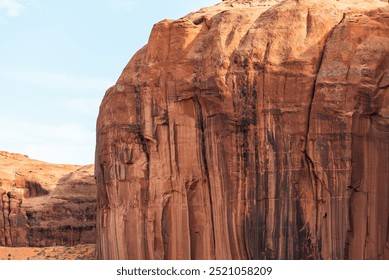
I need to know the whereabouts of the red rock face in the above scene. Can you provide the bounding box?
[310,11,389,259]
[0,189,29,246]
[95,0,389,259]
[23,166,97,247]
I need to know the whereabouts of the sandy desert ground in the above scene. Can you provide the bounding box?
[0,244,95,260]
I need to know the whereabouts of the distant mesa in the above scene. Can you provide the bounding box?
[0,151,96,248]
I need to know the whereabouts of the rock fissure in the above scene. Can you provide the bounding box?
[1,194,9,245]
[193,95,216,255]
[304,12,346,170]
[306,9,312,37]
[7,193,13,245]
[303,13,348,251]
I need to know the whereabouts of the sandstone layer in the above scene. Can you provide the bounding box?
[0,151,96,247]
[95,0,389,259]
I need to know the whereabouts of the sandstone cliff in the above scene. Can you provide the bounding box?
[0,151,96,247]
[95,0,389,259]
[0,189,29,246]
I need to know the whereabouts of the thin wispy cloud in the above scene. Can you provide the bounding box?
[107,0,136,11]
[0,0,31,17]
[0,68,114,94]
[0,116,95,164]
[60,97,102,119]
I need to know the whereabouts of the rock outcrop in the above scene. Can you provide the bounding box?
[0,189,29,246]
[0,151,96,247]
[95,0,389,259]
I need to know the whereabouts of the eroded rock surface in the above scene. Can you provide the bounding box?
[96,0,389,259]
[0,189,29,246]
[0,151,96,247]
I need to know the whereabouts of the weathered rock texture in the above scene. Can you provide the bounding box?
[95,0,389,259]
[0,189,29,246]
[0,151,96,247]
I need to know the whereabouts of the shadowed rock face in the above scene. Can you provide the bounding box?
[95,0,389,260]
[23,165,96,247]
[0,189,29,246]
[0,151,96,247]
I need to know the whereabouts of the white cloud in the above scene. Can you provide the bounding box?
[0,0,32,17]
[0,67,110,165]
[0,116,95,164]
[0,68,114,95]
[107,0,136,11]
[0,117,93,145]
[20,143,95,165]
[0,0,24,17]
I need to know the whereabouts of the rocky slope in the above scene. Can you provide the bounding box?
[95,0,389,259]
[0,151,96,247]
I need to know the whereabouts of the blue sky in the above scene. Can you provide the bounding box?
[0,0,219,164]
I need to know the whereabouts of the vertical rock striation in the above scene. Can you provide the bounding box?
[0,189,29,246]
[309,11,389,259]
[95,0,389,259]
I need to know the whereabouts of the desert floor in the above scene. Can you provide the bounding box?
[0,244,95,260]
